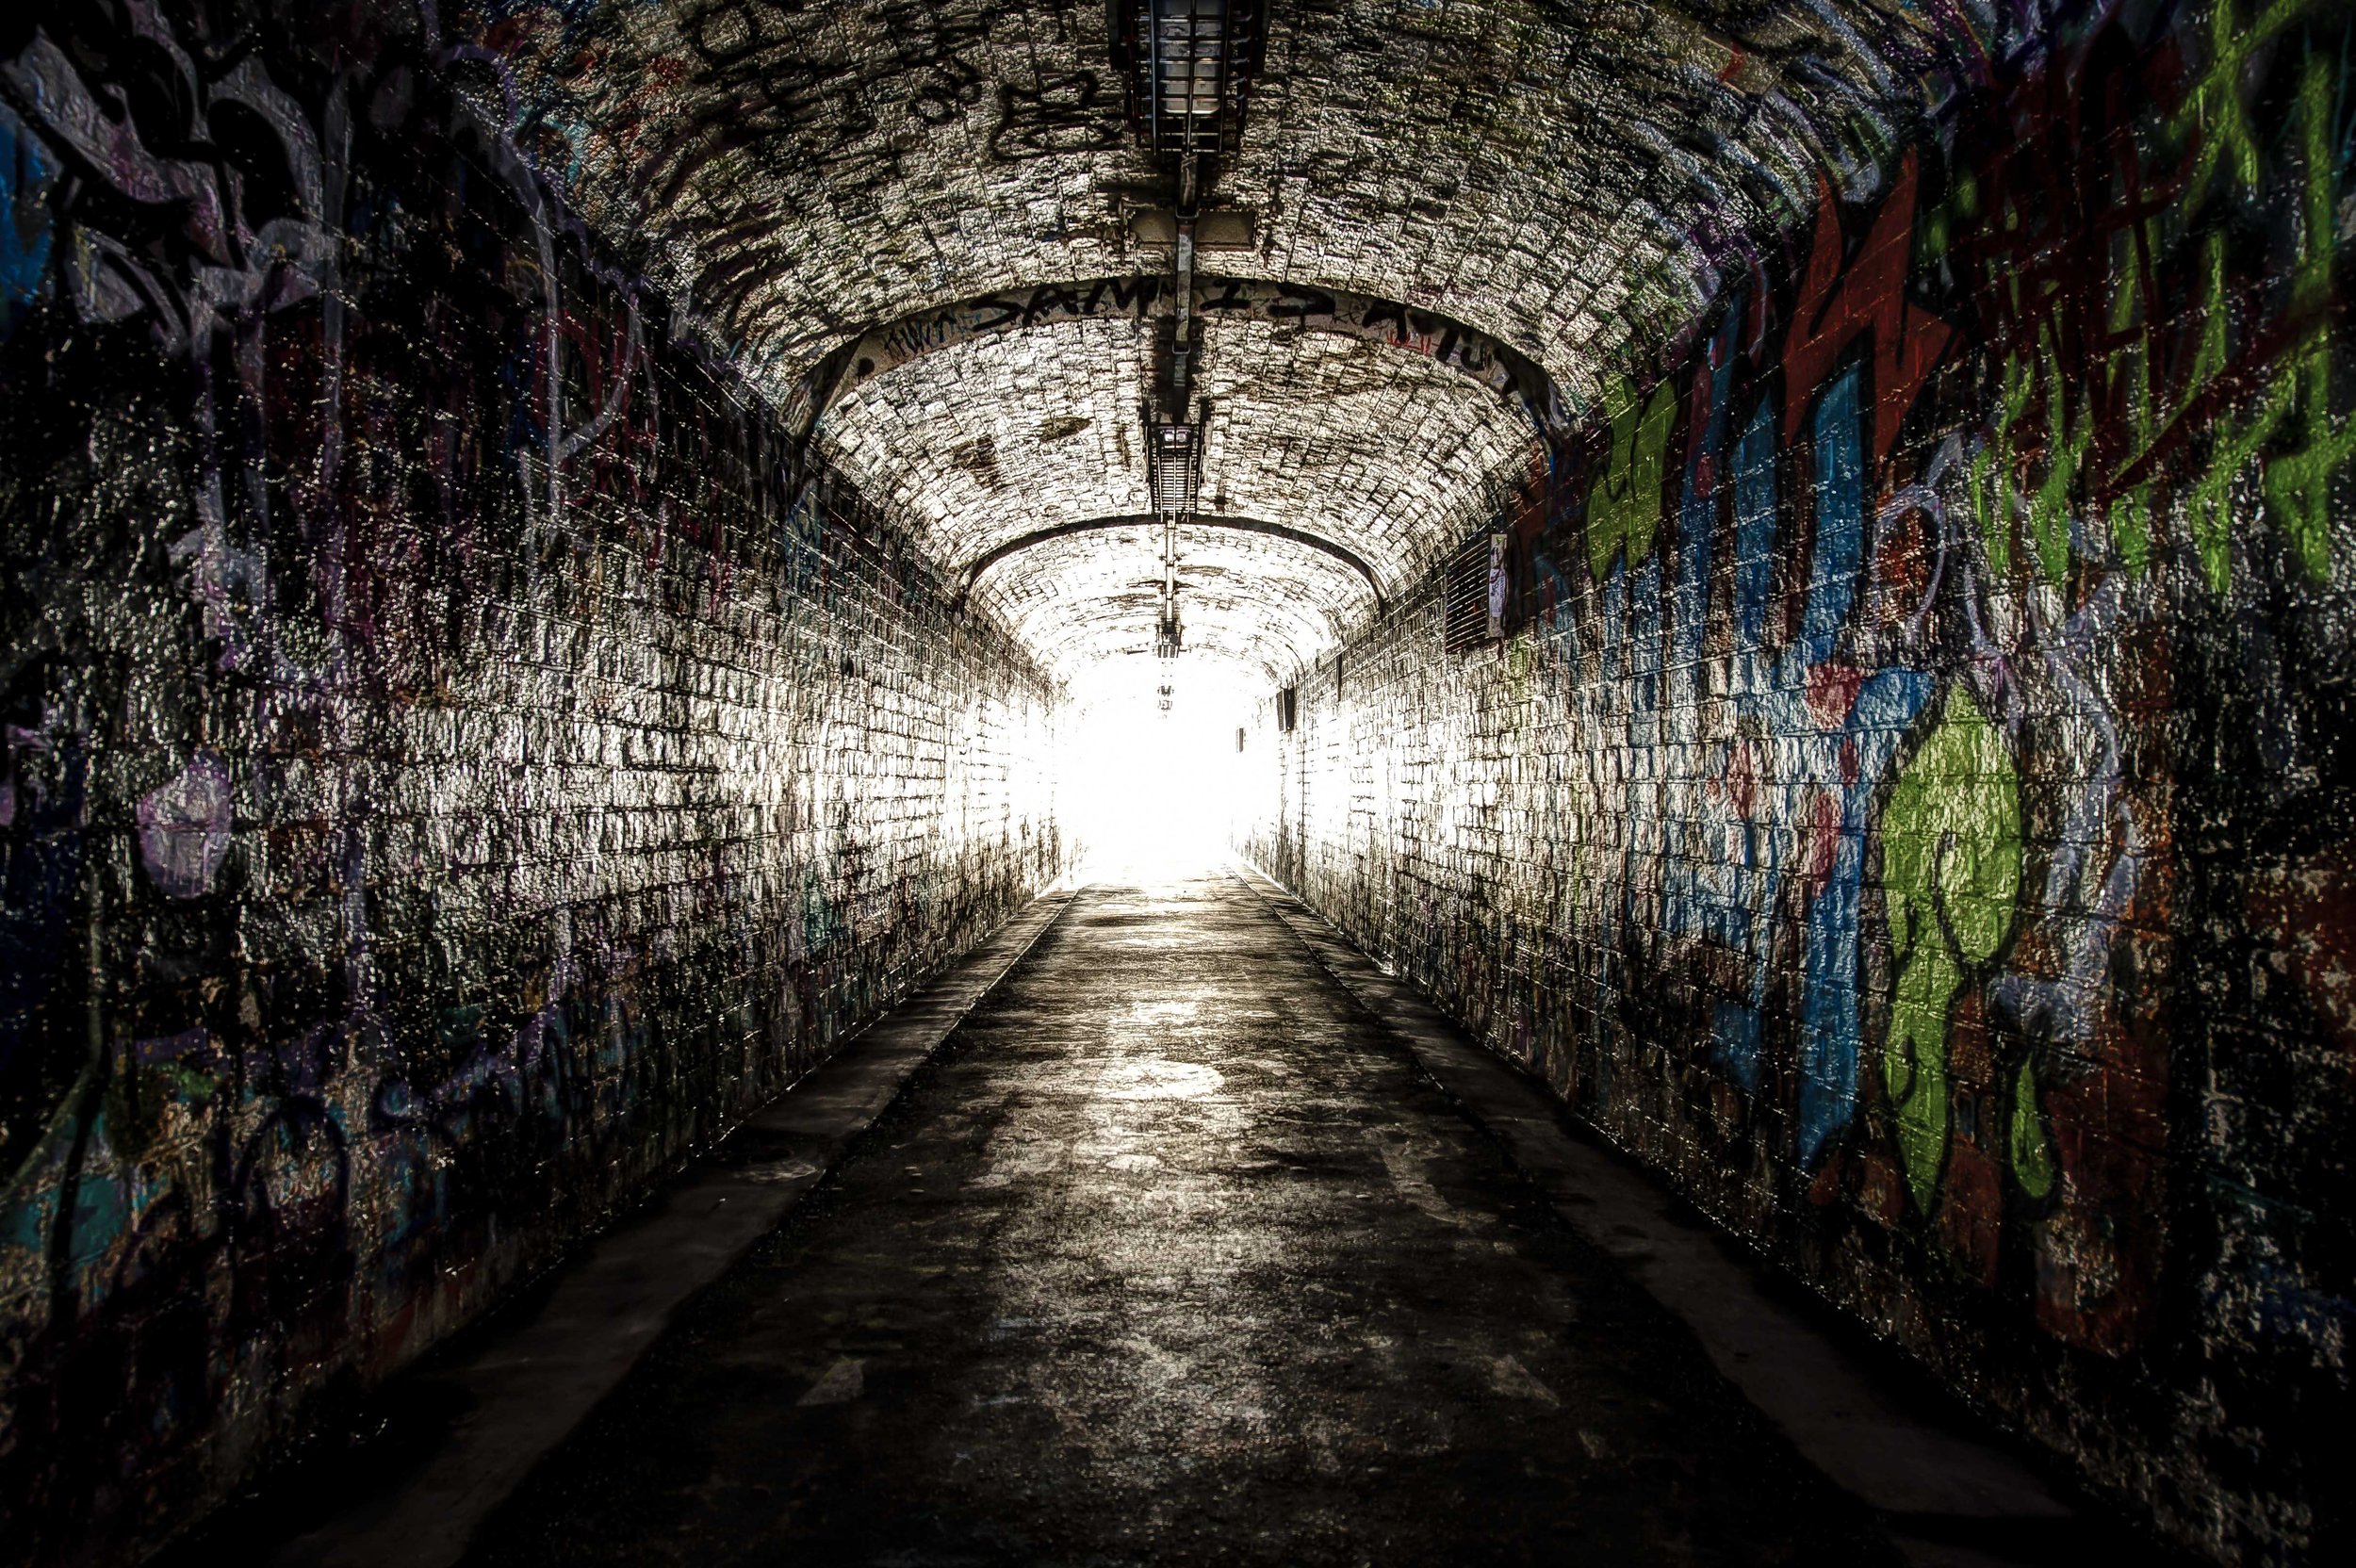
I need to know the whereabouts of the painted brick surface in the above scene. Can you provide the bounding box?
[0,6,1059,1563]
[1245,6,2355,1560]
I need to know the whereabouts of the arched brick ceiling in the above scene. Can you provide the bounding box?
[477,0,1931,395]
[1194,321,1541,592]
[818,317,1156,572]
[470,0,1944,692]
[972,523,1374,680]
[815,315,1538,615]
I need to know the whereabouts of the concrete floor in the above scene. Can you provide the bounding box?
[201,871,2178,1568]
[454,876,1901,1566]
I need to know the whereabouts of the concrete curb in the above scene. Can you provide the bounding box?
[266,884,1081,1568]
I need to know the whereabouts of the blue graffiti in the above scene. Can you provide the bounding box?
[1710,390,1781,1092]
[0,105,57,342]
[1648,351,1931,1162]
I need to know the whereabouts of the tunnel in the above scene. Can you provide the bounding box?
[0,1,2349,1563]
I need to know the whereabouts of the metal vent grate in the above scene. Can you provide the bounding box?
[1443,531,1505,654]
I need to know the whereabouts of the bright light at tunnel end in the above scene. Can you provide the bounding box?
[1064,663,1260,883]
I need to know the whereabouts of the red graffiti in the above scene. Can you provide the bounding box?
[1782,150,1954,465]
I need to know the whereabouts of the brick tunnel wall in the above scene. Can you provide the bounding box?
[1244,7,2353,1561]
[0,8,1061,1562]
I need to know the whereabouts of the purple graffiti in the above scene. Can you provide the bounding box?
[137,754,233,900]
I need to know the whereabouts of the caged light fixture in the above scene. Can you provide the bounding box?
[1148,418,1201,514]
[1109,0,1264,695]
[1145,412,1203,663]
[1110,0,1267,165]
[1098,3,1263,696]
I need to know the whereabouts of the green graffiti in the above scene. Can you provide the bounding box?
[2258,55,2354,585]
[1880,687,2023,1215]
[2103,251,2155,574]
[1584,375,1677,580]
[2174,22,2349,592]
[2030,346,2093,585]
[1979,278,2132,587]
[1972,2,2348,595]
[2180,232,2250,591]
[1972,354,2036,581]
[2009,1058,2057,1200]
[2172,0,2313,204]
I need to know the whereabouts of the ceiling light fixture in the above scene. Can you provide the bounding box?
[1111,1,1267,164]
[1107,2,1263,698]
[1148,418,1201,514]
[1144,415,1200,663]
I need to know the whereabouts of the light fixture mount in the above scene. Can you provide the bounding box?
[1147,418,1202,515]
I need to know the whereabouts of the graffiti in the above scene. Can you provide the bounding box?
[663,1,899,190]
[990,70,1124,162]
[1879,687,2029,1213]
[1581,376,1677,580]
[1249,3,2353,1557]
[0,104,57,339]
[0,5,1063,1564]
[1932,0,2354,594]
[1610,349,1942,1171]
[135,754,234,902]
[1781,150,1953,466]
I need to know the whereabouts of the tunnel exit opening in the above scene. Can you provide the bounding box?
[1063,666,1259,882]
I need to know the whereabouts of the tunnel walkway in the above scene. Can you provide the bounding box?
[445,874,1906,1567]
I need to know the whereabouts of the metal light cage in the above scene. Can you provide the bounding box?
[1147,419,1201,514]
[1110,0,1268,162]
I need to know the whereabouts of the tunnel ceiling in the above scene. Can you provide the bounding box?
[972,521,1379,681]
[473,0,1945,693]
[818,317,1539,588]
